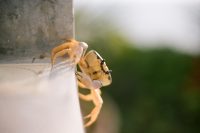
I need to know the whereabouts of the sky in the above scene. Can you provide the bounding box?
[74,0,200,54]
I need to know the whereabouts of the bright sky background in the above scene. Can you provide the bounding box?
[74,0,200,54]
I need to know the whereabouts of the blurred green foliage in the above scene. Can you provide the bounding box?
[76,11,200,133]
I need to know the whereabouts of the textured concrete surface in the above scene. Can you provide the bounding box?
[0,0,73,61]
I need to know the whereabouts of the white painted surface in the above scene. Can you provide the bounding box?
[0,63,84,133]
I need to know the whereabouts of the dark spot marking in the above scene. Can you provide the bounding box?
[85,60,89,68]
[94,52,101,59]
[76,72,82,78]
[62,53,69,58]
[100,65,106,74]
[100,59,105,65]
[93,71,98,75]
[77,78,81,82]
[105,71,110,74]
[108,76,111,80]
[39,54,46,59]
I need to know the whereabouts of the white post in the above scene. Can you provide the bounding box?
[0,0,84,132]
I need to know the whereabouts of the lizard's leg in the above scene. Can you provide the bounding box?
[76,71,103,127]
[84,89,103,127]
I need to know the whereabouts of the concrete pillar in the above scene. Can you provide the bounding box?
[0,0,84,133]
[0,0,73,62]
